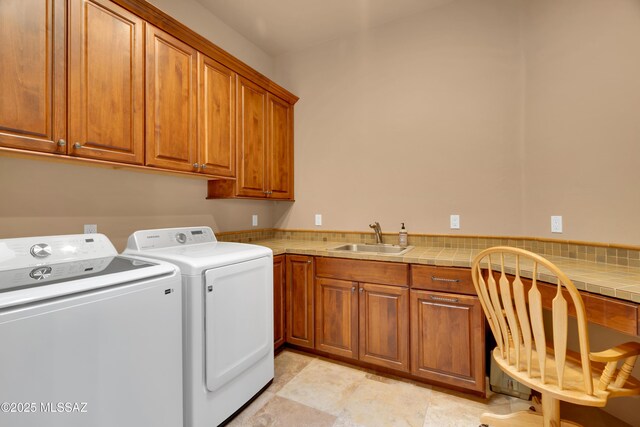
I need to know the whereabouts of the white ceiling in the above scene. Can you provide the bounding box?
[195,0,456,56]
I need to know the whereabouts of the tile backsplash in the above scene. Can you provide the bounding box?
[216,229,640,268]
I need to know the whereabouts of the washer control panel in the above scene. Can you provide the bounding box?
[0,234,117,271]
[127,227,216,250]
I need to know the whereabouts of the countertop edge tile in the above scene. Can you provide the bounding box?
[256,239,640,304]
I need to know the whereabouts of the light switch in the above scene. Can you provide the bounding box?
[252,214,258,227]
[450,215,460,230]
[315,214,322,226]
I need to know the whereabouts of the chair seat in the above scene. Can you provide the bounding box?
[493,347,640,407]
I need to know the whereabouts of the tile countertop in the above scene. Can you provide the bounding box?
[253,239,640,305]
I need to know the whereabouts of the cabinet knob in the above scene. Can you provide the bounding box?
[263,190,269,194]
[73,142,83,149]
[268,191,273,195]
[200,164,207,170]
[193,163,199,169]
[57,139,66,147]
[307,260,312,264]
[359,288,364,293]
[351,286,356,292]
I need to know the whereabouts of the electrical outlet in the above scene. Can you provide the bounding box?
[252,214,258,227]
[84,224,98,234]
[315,214,322,226]
[551,215,562,233]
[450,215,460,230]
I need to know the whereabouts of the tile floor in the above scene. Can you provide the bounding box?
[227,349,630,427]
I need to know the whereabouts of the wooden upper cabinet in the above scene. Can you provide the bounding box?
[198,54,236,177]
[267,94,293,199]
[0,0,65,153]
[145,25,198,172]
[236,76,267,197]
[208,80,295,200]
[68,0,144,164]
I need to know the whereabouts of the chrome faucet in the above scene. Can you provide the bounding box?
[369,222,383,244]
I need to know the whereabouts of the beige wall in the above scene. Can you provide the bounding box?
[274,0,640,247]
[147,0,275,76]
[0,157,276,251]
[273,0,525,239]
[522,0,640,245]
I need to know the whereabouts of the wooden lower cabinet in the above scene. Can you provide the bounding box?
[410,289,485,393]
[315,278,358,359]
[359,283,410,372]
[285,255,314,348]
[273,255,285,351]
[313,257,410,372]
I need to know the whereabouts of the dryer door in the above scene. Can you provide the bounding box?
[204,256,273,392]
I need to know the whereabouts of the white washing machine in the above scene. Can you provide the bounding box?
[124,227,273,427]
[0,233,183,427]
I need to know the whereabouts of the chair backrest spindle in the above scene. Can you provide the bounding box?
[471,247,593,394]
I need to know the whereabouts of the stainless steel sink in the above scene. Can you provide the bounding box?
[329,243,413,255]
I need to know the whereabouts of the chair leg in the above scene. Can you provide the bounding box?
[479,394,584,427]
[480,410,542,427]
[541,393,560,427]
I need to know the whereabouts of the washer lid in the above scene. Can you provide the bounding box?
[124,241,272,275]
[0,256,177,309]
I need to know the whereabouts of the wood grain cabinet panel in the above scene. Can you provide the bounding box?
[198,54,236,177]
[359,283,410,372]
[273,255,286,351]
[145,24,198,172]
[0,0,65,153]
[267,94,293,199]
[68,0,144,164]
[410,289,485,393]
[286,255,314,348]
[315,257,409,286]
[315,278,358,359]
[313,257,410,370]
[236,76,267,197]
[207,84,295,200]
[507,274,639,336]
[412,265,477,295]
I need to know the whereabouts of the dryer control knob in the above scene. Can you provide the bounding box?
[176,233,187,244]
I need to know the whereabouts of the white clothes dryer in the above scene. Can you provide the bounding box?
[124,227,273,427]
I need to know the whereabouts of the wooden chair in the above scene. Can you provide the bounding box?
[470,246,640,427]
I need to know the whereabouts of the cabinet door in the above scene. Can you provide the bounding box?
[359,283,409,372]
[0,0,65,153]
[198,54,235,177]
[267,94,293,199]
[68,0,144,164]
[145,25,198,172]
[285,255,314,348]
[273,255,286,351]
[236,76,267,197]
[315,278,358,359]
[410,290,485,393]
